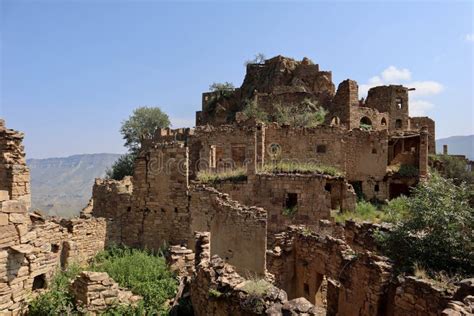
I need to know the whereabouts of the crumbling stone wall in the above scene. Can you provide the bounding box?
[190,232,321,316]
[390,276,451,316]
[410,116,436,154]
[90,177,132,244]
[0,120,30,208]
[189,185,267,275]
[365,85,410,133]
[0,120,109,314]
[70,271,141,314]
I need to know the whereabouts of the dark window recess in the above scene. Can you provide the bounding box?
[174,207,178,213]
[51,244,60,253]
[161,208,166,213]
[285,193,298,208]
[316,145,327,153]
[127,207,131,212]
[32,274,46,290]
[324,183,332,192]
[374,184,380,192]
[372,148,377,154]
[395,119,402,129]
[304,283,310,296]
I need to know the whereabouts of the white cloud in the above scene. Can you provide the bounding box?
[358,66,443,117]
[408,81,444,97]
[381,66,411,82]
[409,100,434,116]
[465,33,474,42]
[171,117,195,128]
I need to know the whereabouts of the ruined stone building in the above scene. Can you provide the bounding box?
[1,56,472,315]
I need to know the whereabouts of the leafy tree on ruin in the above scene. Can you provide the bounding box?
[377,174,474,276]
[106,106,171,180]
[120,106,171,153]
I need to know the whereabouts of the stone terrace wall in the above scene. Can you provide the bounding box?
[0,120,30,208]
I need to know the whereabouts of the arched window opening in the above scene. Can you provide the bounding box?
[381,118,387,126]
[360,117,372,130]
[330,116,340,126]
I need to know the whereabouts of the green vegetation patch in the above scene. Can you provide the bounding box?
[241,279,271,297]
[90,245,178,315]
[28,264,81,316]
[197,167,247,184]
[260,161,343,177]
[376,174,473,277]
[334,198,409,224]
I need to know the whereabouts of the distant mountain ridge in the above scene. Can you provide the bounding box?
[436,135,473,160]
[27,153,121,217]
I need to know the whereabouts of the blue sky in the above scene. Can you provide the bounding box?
[1,0,473,158]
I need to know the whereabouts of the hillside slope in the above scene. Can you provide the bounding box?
[27,153,121,217]
[436,135,474,160]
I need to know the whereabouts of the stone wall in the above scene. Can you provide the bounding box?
[189,185,267,276]
[70,271,141,313]
[90,177,132,244]
[390,276,451,316]
[0,120,30,208]
[410,116,436,154]
[190,232,321,316]
[0,120,109,314]
[0,205,108,313]
[365,85,410,133]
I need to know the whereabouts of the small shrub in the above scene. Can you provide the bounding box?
[28,264,82,315]
[398,164,419,177]
[244,53,266,66]
[241,279,271,297]
[208,289,223,298]
[282,206,298,217]
[359,123,372,131]
[197,167,247,184]
[382,196,409,223]
[334,201,386,223]
[242,99,269,123]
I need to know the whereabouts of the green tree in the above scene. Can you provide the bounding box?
[106,153,136,180]
[108,106,170,180]
[434,154,474,185]
[120,106,171,153]
[377,174,474,276]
